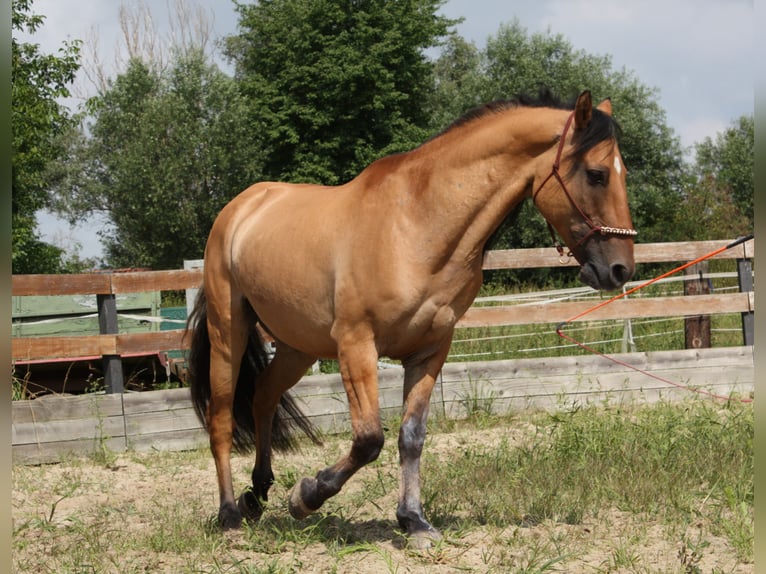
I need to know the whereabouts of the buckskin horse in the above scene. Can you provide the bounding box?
[186,90,636,549]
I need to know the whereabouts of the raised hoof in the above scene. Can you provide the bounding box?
[407,528,443,552]
[237,490,265,523]
[288,477,316,520]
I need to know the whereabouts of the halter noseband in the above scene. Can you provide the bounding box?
[532,111,637,259]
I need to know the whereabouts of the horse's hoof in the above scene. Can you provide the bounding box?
[288,477,315,520]
[407,528,443,552]
[237,490,264,523]
[218,503,242,530]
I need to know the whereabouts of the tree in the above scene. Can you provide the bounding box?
[671,115,753,240]
[225,0,457,185]
[426,33,484,132]
[50,1,259,270]
[12,0,81,273]
[51,51,259,269]
[692,115,753,228]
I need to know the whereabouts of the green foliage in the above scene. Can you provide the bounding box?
[11,0,81,273]
[423,399,752,558]
[52,51,260,269]
[685,115,754,233]
[426,33,484,130]
[226,0,457,184]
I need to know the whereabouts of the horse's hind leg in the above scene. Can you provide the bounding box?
[397,338,452,550]
[288,336,383,518]
[238,342,317,521]
[206,293,249,529]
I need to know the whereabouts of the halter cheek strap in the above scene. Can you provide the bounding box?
[532,111,637,259]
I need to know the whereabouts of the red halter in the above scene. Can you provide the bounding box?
[533,111,637,259]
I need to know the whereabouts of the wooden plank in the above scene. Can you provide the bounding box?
[293,373,347,396]
[458,292,752,327]
[440,348,753,396]
[11,330,189,362]
[12,415,126,445]
[633,239,754,264]
[110,269,203,294]
[482,247,577,270]
[292,368,404,396]
[12,334,118,362]
[122,387,193,414]
[441,364,754,399]
[306,412,353,435]
[12,393,124,424]
[443,382,752,419]
[291,368,412,418]
[13,437,127,465]
[440,346,753,382]
[481,239,754,270]
[123,389,202,441]
[125,408,201,436]
[12,274,112,296]
[441,358,753,419]
[115,330,187,355]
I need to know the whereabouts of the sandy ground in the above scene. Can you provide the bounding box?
[12,424,752,573]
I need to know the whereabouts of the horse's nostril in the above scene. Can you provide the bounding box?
[610,263,633,287]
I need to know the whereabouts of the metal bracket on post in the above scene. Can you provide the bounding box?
[97,293,124,393]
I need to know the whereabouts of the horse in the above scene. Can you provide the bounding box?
[186,90,636,549]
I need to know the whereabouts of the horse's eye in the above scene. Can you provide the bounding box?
[586,169,606,186]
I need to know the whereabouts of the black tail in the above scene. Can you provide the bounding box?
[186,286,321,453]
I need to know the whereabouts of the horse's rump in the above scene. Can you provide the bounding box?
[186,287,320,453]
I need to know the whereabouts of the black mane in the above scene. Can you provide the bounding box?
[435,90,622,162]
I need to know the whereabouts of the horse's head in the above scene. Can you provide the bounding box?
[533,90,636,291]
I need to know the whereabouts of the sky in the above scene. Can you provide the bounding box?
[20,0,754,261]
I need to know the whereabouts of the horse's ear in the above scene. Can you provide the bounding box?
[574,90,593,131]
[596,98,613,116]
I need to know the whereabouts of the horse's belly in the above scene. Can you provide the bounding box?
[252,299,338,358]
[372,290,474,360]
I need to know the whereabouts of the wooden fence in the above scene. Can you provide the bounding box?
[11,239,755,464]
[12,346,754,465]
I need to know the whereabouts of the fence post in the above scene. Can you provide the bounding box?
[684,262,711,349]
[737,257,754,346]
[97,293,124,393]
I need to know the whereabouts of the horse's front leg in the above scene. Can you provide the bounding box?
[397,338,452,550]
[288,336,384,518]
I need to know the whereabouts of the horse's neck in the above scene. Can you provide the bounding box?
[404,108,563,269]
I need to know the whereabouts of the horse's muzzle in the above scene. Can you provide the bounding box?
[579,259,635,292]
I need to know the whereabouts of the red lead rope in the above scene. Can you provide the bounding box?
[555,235,754,403]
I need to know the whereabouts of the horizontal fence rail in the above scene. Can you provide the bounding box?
[11,239,755,365]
